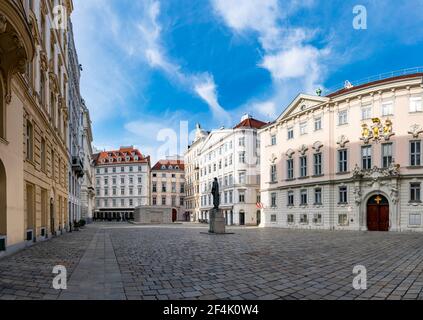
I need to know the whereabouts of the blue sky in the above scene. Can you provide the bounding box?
[72,0,423,162]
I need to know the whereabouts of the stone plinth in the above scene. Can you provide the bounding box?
[133,206,172,224]
[209,208,226,234]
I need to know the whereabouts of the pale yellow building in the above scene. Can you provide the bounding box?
[1,0,73,256]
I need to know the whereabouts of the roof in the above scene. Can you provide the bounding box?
[327,73,423,98]
[94,147,150,166]
[234,117,268,129]
[152,160,185,171]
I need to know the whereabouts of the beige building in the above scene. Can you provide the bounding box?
[260,72,423,232]
[184,124,208,222]
[151,158,186,221]
[1,0,73,256]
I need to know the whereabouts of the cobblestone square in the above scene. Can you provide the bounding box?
[1,223,423,300]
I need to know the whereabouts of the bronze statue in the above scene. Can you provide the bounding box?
[211,178,220,209]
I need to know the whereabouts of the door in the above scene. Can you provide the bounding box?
[50,201,55,236]
[172,209,177,222]
[239,212,245,226]
[367,195,389,231]
[256,211,261,226]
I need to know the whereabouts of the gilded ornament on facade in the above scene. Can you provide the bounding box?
[361,118,395,144]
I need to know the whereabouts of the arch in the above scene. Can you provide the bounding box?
[364,192,390,232]
[0,160,6,236]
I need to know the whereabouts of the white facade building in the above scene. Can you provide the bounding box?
[93,146,150,220]
[184,124,209,222]
[260,73,423,232]
[198,115,266,226]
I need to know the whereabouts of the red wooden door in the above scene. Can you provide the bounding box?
[379,205,389,231]
[367,205,379,231]
[172,209,177,222]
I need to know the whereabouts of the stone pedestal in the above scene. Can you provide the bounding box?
[209,208,226,234]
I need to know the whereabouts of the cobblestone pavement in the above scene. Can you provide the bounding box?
[1,223,423,300]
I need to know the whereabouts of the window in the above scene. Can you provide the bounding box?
[239,152,246,164]
[239,192,245,203]
[152,197,157,205]
[180,197,184,206]
[339,186,348,204]
[26,120,33,161]
[300,156,307,177]
[381,101,394,116]
[271,215,277,222]
[338,214,348,226]
[112,199,116,207]
[300,122,308,135]
[314,117,322,131]
[239,172,246,185]
[338,149,348,173]
[382,143,393,168]
[314,153,322,176]
[129,199,133,206]
[410,141,421,166]
[287,159,294,180]
[288,191,294,206]
[271,134,277,146]
[121,187,125,195]
[41,138,46,172]
[300,214,308,224]
[120,199,124,206]
[271,193,277,208]
[287,214,294,224]
[409,213,421,226]
[362,146,372,170]
[300,190,308,205]
[171,196,176,207]
[161,197,166,205]
[138,176,142,184]
[113,188,117,196]
[338,110,348,125]
[270,165,277,182]
[229,191,233,203]
[314,188,322,205]
[172,182,176,193]
[239,137,245,147]
[162,183,167,193]
[287,128,294,140]
[410,183,421,202]
[180,184,185,193]
[313,214,322,224]
[138,187,142,195]
[121,177,125,184]
[410,97,422,113]
[361,104,372,120]
[129,176,134,184]
[104,177,108,185]
[104,188,109,196]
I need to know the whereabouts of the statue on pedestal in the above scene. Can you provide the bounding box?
[209,178,226,234]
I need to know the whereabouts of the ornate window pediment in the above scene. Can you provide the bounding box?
[312,141,324,153]
[286,149,295,159]
[408,124,423,139]
[337,135,350,148]
[298,144,308,156]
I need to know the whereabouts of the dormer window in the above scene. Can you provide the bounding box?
[169,165,173,170]
[175,166,179,170]
[126,157,130,161]
[161,165,167,170]
[134,156,139,161]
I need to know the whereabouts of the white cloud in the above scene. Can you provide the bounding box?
[211,0,328,118]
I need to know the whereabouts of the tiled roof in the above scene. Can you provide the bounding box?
[94,147,150,166]
[234,117,268,129]
[152,160,185,171]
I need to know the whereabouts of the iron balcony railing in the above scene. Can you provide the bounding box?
[324,67,423,96]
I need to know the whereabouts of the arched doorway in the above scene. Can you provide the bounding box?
[0,160,6,237]
[172,209,177,222]
[367,194,389,231]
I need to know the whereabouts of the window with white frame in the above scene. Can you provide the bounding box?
[287,159,294,179]
[270,165,277,183]
[314,188,322,205]
[361,145,372,170]
[239,137,245,147]
[239,152,245,164]
[382,143,393,168]
[287,127,294,140]
[338,110,348,125]
[287,191,294,206]
[300,122,308,135]
[410,97,422,113]
[300,156,308,177]
[409,213,421,226]
[410,182,421,202]
[314,117,322,131]
[300,189,308,205]
[271,134,277,146]
[410,140,421,166]
[287,214,294,224]
[300,214,308,224]
[381,101,394,116]
[361,104,372,120]
[314,153,322,176]
[271,214,277,222]
[339,186,348,204]
[239,191,245,203]
[239,172,246,184]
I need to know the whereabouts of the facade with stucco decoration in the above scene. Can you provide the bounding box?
[260,73,423,232]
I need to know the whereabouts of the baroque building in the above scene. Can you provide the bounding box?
[198,114,266,226]
[184,124,208,222]
[1,0,74,256]
[151,157,186,221]
[260,72,423,232]
[93,146,150,221]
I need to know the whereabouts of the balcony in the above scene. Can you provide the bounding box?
[72,156,84,178]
